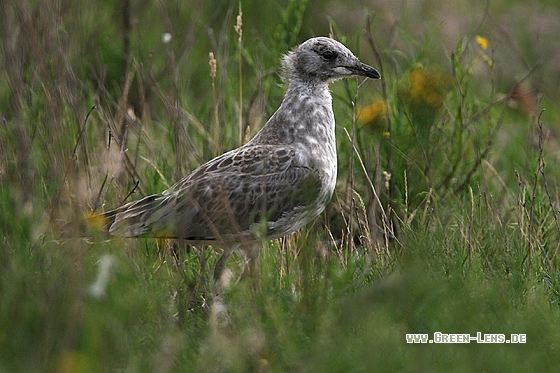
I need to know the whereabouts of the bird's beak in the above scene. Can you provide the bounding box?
[352,62,381,79]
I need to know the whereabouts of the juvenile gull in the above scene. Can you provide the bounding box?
[99,37,380,280]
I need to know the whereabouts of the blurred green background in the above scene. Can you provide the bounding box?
[2,0,560,371]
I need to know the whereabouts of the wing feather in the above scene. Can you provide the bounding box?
[108,145,325,242]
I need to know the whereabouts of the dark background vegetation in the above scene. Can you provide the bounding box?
[2,0,560,371]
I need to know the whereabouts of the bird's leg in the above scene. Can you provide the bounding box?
[213,244,238,284]
[210,245,239,332]
[213,251,230,283]
[237,243,260,283]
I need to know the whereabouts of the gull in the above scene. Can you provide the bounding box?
[98,37,380,281]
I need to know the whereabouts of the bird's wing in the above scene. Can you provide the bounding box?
[108,145,323,242]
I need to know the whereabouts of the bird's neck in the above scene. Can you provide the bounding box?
[285,78,331,100]
[249,79,335,147]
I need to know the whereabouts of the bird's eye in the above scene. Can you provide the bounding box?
[322,50,336,60]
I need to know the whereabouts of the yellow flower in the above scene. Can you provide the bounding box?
[476,35,488,50]
[56,352,91,373]
[87,212,108,230]
[408,68,427,99]
[406,65,452,109]
[357,99,389,129]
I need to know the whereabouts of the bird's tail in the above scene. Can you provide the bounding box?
[59,195,159,238]
[86,209,119,235]
[58,209,116,238]
[103,194,161,237]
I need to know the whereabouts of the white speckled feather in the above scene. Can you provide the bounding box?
[101,37,380,278]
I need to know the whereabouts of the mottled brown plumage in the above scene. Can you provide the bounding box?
[101,37,380,280]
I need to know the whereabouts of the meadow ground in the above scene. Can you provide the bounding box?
[2,0,560,371]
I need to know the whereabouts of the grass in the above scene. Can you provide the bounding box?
[2,0,560,371]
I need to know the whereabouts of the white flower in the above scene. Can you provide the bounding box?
[88,254,114,298]
[162,33,172,44]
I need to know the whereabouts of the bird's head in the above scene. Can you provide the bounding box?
[282,37,381,84]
